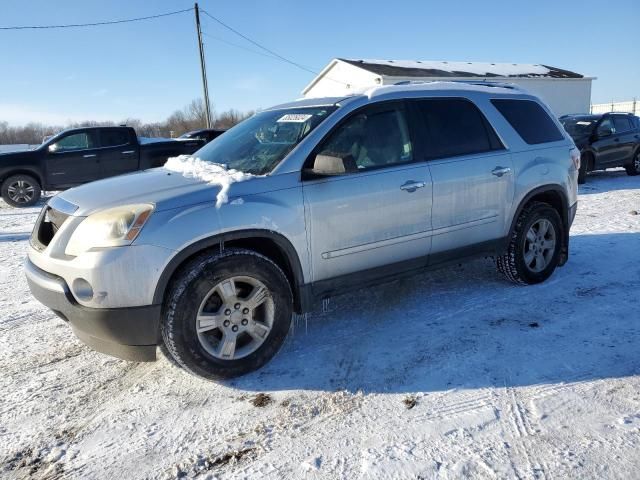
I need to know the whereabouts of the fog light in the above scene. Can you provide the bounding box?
[72,278,94,301]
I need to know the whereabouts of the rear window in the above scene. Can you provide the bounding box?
[491,99,564,145]
[101,129,130,147]
[414,98,504,159]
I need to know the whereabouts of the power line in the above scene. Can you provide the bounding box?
[0,7,193,30]
[200,9,319,76]
[202,32,281,60]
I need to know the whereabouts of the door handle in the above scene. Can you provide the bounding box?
[121,150,135,154]
[400,180,426,192]
[83,154,97,158]
[492,166,511,177]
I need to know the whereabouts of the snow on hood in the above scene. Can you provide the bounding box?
[163,155,254,208]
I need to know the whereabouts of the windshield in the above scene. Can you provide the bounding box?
[194,106,336,175]
[560,118,596,137]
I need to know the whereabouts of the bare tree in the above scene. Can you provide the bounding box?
[0,99,252,145]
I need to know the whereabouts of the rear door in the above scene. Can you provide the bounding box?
[98,128,139,178]
[45,130,100,187]
[611,116,636,165]
[302,101,432,283]
[411,98,513,259]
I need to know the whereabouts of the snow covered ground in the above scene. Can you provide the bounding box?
[1,170,639,479]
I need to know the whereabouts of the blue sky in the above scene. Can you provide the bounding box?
[1,0,638,125]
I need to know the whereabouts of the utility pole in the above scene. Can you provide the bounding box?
[194,3,212,128]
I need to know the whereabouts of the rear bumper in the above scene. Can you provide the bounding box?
[25,258,160,361]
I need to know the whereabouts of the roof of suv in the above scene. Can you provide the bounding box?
[272,81,531,111]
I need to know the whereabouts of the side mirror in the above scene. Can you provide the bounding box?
[48,144,58,153]
[306,154,357,177]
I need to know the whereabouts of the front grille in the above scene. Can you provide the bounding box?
[31,207,71,251]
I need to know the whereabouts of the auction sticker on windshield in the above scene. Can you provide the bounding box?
[277,114,313,123]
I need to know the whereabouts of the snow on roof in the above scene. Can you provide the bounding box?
[341,59,584,79]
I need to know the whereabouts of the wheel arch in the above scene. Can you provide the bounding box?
[504,185,570,264]
[0,168,44,187]
[153,229,308,313]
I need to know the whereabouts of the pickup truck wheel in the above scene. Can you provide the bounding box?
[1,174,41,207]
[625,151,640,176]
[496,201,562,285]
[161,248,293,380]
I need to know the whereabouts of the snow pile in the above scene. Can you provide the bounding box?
[164,155,253,208]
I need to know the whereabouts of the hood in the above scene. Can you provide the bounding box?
[56,166,295,217]
[57,168,220,216]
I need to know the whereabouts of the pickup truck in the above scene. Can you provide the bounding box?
[0,126,204,207]
[560,112,640,183]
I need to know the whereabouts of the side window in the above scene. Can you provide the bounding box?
[491,99,564,145]
[613,117,631,134]
[101,129,130,148]
[316,106,413,171]
[415,98,503,159]
[597,118,614,136]
[49,132,96,152]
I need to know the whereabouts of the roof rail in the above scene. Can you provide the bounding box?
[393,79,521,90]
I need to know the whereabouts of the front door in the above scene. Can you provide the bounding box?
[45,130,100,187]
[302,102,432,284]
[592,117,626,168]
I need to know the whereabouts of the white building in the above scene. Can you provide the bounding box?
[302,59,595,116]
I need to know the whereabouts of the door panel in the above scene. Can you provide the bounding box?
[99,128,139,178]
[429,151,513,254]
[303,164,432,282]
[45,131,100,186]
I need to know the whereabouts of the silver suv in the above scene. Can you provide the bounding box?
[25,83,580,379]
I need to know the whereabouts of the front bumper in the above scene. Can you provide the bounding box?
[25,258,160,361]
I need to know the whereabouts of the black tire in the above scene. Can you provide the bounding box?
[1,174,42,207]
[625,150,640,176]
[496,201,563,285]
[161,248,293,380]
[577,153,590,184]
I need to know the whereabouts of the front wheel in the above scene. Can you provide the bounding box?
[161,248,293,380]
[496,202,563,285]
[1,174,42,207]
[577,153,590,184]
[625,151,640,176]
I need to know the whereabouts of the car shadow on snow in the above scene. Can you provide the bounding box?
[579,168,640,195]
[226,232,640,394]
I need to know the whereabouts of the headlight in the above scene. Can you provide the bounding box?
[65,204,154,257]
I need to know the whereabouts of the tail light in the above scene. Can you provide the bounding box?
[570,147,581,170]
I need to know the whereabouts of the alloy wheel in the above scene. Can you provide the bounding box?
[196,276,274,360]
[7,180,35,204]
[524,219,556,273]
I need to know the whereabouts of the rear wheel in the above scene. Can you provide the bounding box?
[496,202,563,285]
[1,174,41,207]
[625,150,640,176]
[161,248,293,380]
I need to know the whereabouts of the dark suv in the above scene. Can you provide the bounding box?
[560,112,640,183]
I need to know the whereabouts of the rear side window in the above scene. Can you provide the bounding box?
[414,98,503,159]
[613,117,632,133]
[101,129,130,148]
[491,99,564,145]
